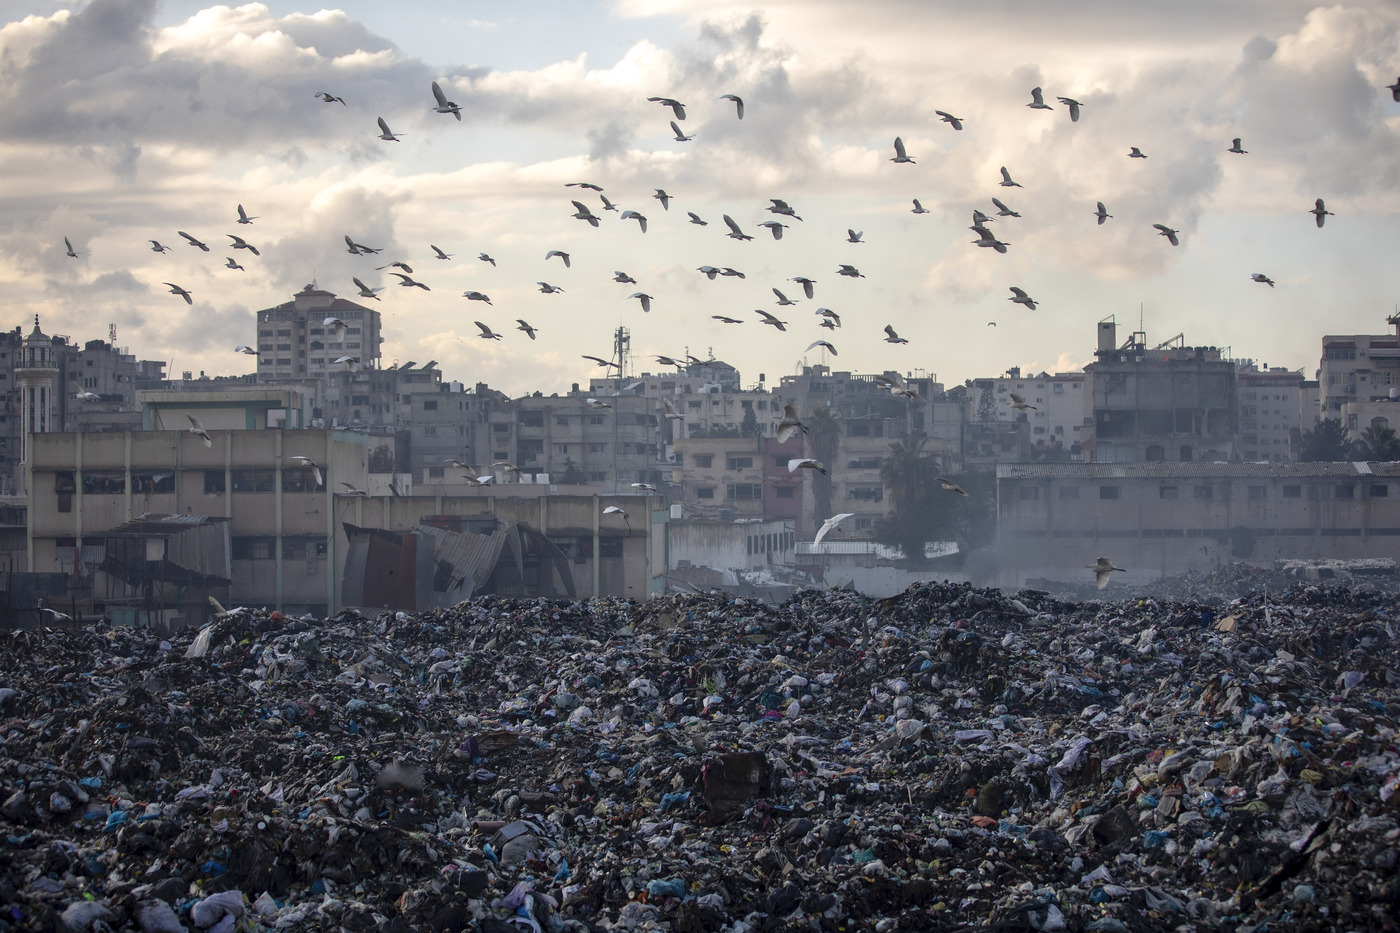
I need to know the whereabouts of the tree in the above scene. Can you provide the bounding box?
[977,385,998,423]
[876,434,937,560]
[559,456,586,484]
[740,405,761,438]
[807,407,841,522]
[368,444,395,473]
[1299,418,1354,462]
[1359,424,1400,461]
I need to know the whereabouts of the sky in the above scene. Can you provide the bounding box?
[1,0,1397,398]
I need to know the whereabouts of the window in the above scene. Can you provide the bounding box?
[847,458,881,469]
[555,444,569,454]
[1194,486,1213,499]
[589,443,605,453]
[726,456,753,470]
[1283,485,1301,498]
[697,487,715,499]
[1248,485,1267,500]
[1018,487,1040,500]
[424,427,437,436]
[688,401,702,410]
[492,423,510,433]
[232,536,276,559]
[775,486,795,499]
[82,471,125,494]
[1099,485,1120,500]
[55,471,75,513]
[1159,486,1178,499]
[556,416,569,426]
[693,454,713,468]
[428,467,444,478]
[282,468,321,493]
[131,472,175,495]
[1058,486,1080,500]
[1336,484,1355,499]
[846,486,884,502]
[423,400,438,411]
[590,416,605,425]
[1372,484,1389,497]
[204,470,226,494]
[726,483,763,500]
[231,468,276,492]
[282,537,327,560]
[588,471,606,482]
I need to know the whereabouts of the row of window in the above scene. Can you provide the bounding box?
[53,468,324,498]
[232,536,328,560]
[1017,482,1386,501]
[747,531,794,554]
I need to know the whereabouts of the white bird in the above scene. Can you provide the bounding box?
[837,265,864,278]
[376,117,402,141]
[603,505,631,530]
[582,354,620,368]
[1153,223,1180,246]
[773,288,796,306]
[1027,87,1053,110]
[599,194,619,211]
[1056,97,1082,121]
[620,210,648,233]
[775,403,808,442]
[149,240,171,252]
[516,319,537,339]
[818,318,837,331]
[227,234,259,255]
[719,93,744,118]
[163,283,193,304]
[430,244,452,260]
[234,345,258,355]
[586,398,612,409]
[890,137,915,163]
[816,307,841,327]
[722,215,753,241]
[719,267,745,278]
[883,324,908,344]
[478,253,496,266]
[1094,202,1113,225]
[1008,287,1038,309]
[431,81,462,120]
[571,201,600,227]
[805,339,837,355]
[970,224,1010,253]
[632,483,659,494]
[992,197,1020,218]
[339,481,370,498]
[790,276,816,298]
[647,96,686,120]
[63,236,79,258]
[614,271,637,284]
[224,257,244,271]
[474,321,503,340]
[289,456,323,487]
[973,209,993,226]
[391,272,430,290]
[768,199,802,221]
[186,413,212,447]
[936,476,968,496]
[344,235,380,254]
[546,249,572,267]
[377,260,413,273]
[178,231,209,251]
[628,292,653,312]
[873,374,923,401]
[236,204,257,224]
[1227,138,1247,154]
[1087,556,1127,590]
[935,111,964,130]
[1251,273,1275,288]
[670,120,695,142]
[1310,198,1333,228]
[315,92,346,105]
[813,512,855,547]
[655,355,684,368]
[788,458,827,475]
[911,199,929,214]
[333,355,360,370]
[324,316,348,332]
[567,181,604,191]
[537,282,564,294]
[999,167,1023,188]
[687,212,708,225]
[712,315,744,324]
[653,189,672,210]
[353,276,384,300]
[1009,392,1037,411]
[759,220,787,239]
[847,229,864,244]
[755,309,787,330]
[74,390,101,402]
[660,398,684,420]
[1128,146,1147,159]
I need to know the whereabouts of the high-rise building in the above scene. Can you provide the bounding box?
[255,284,382,382]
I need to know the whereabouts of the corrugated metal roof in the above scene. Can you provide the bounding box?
[104,513,231,537]
[414,522,509,602]
[996,462,1398,480]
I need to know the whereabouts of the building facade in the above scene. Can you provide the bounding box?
[255,284,382,383]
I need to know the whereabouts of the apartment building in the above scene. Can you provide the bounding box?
[255,284,382,383]
[1235,363,1303,461]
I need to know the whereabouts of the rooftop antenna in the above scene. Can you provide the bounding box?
[108,323,116,344]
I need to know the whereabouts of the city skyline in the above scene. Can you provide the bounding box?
[2,0,1397,396]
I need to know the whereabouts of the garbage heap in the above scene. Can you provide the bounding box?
[2,573,1398,932]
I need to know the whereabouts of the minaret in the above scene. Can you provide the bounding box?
[16,315,59,469]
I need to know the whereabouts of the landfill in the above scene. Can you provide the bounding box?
[1,563,1398,932]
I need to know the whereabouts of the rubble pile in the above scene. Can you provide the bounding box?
[2,581,1398,932]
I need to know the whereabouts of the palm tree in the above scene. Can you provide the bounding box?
[1359,424,1400,461]
[878,433,937,560]
[807,408,840,522]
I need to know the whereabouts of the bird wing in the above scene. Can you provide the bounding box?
[884,325,898,338]
[474,321,493,337]
[432,81,448,107]
[377,117,391,133]
[1030,86,1044,105]
[893,137,906,158]
[755,309,779,324]
[1010,287,1028,299]
[723,214,743,235]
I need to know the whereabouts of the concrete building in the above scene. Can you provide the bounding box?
[255,284,382,383]
[976,368,1089,460]
[1317,323,1400,419]
[1235,362,1304,461]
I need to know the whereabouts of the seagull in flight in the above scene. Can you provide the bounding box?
[687,212,708,225]
[1094,202,1112,225]
[846,229,864,244]
[614,271,637,284]
[333,355,360,370]
[883,325,908,344]
[991,198,1020,218]
[935,111,964,130]
[224,257,244,271]
[1153,223,1180,246]
[790,276,816,298]
[179,231,210,251]
[63,236,79,258]
[74,389,101,402]
[1251,273,1275,287]
[289,456,323,487]
[474,321,503,340]
[187,413,212,447]
[999,167,1023,188]
[149,240,171,252]
[546,249,572,267]
[723,215,753,241]
[837,264,864,278]
[788,457,827,475]
[1009,392,1037,411]
[234,345,258,356]
[462,290,491,304]
[603,505,631,531]
[315,92,346,105]
[755,309,788,330]
[537,282,564,294]
[1027,87,1053,110]
[227,234,259,255]
[768,199,802,221]
[353,277,384,300]
[936,476,969,497]
[430,244,452,260]
[719,93,744,118]
[620,210,648,233]
[163,283,193,304]
[759,220,788,239]
[478,253,496,266]
[1056,97,1082,121]
[911,199,929,214]
[1128,146,1147,159]
[1310,198,1333,228]
[376,117,402,141]
[430,81,462,120]
[653,189,672,210]
[670,121,695,142]
[324,316,348,332]
[776,403,808,442]
[571,201,600,227]
[813,512,855,547]
[890,136,915,163]
[1087,556,1127,590]
[631,482,659,493]
[1227,138,1247,154]
[236,204,257,224]
[772,288,796,306]
[648,96,686,120]
[805,340,837,356]
[391,272,430,290]
[1008,286,1038,309]
[628,292,653,312]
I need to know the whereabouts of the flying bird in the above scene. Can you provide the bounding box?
[1227,138,1247,154]
[790,276,816,298]
[1251,273,1275,287]
[289,456,323,487]
[759,220,788,240]
[711,315,744,324]
[1009,392,1037,411]
[1094,202,1113,225]
[537,282,564,294]
[805,340,837,356]
[890,137,915,163]
[935,110,964,130]
[755,309,788,330]
[571,201,600,227]
[234,345,258,355]
[391,272,430,290]
[462,290,491,304]
[719,93,744,118]
[376,117,401,141]
[631,482,658,493]
[545,249,572,267]
[586,398,612,409]
[620,210,648,233]
[227,234,259,255]
[788,458,827,475]
[377,260,413,273]
[992,197,1020,218]
[582,355,619,367]
[1153,224,1180,246]
[430,244,453,260]
[1056,96,1082,121]
[224,257,244,271]
[566,182,604,191]
[1310,198,1333,228]
[149,240,171,252]
[613,271,637,284]
[873,374,922,401]
[670,121,695,142]
[178,231,209,251]
[474,321,503,340]
[478,253,496,266]
[775,403,808,442]
[973,209,993,226]
[660,398,684,420]
[315,92,346,105]
[722,215,753,241]
[74,389,101,402]
[655,356,684,368]
[813,512,855,547]
[353,277,384,299]
[911,199,929,214]
[772,288,796,306]
[236,204,257,224]
[333,355,360,370]
[186,414,212,447]
[1008,287,1038,309]
[603,505,631,531]
[936,476,969,496]
[846,229,864,244]
[338,482,370,498]
[816,307,841,327]
[163,283,193,304]
[1087,556,1127,590]
[687,212,708,225]
[324,316,348,332]
[837,265,864,278]
[1027,87,1053,110]
[719,267,745,278]
[1128,147,1147,159]
[999,167,1023,188]
[599,194,619,212]
[648,96,686,120]
[344,235,380,254]
[430,81,462,120]
[1387,77,1400,101]
[768,199,802,220]
[628,292,653,312]
[970,224,1010,252]
[653,189,672,210]
[883,325,908,344]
